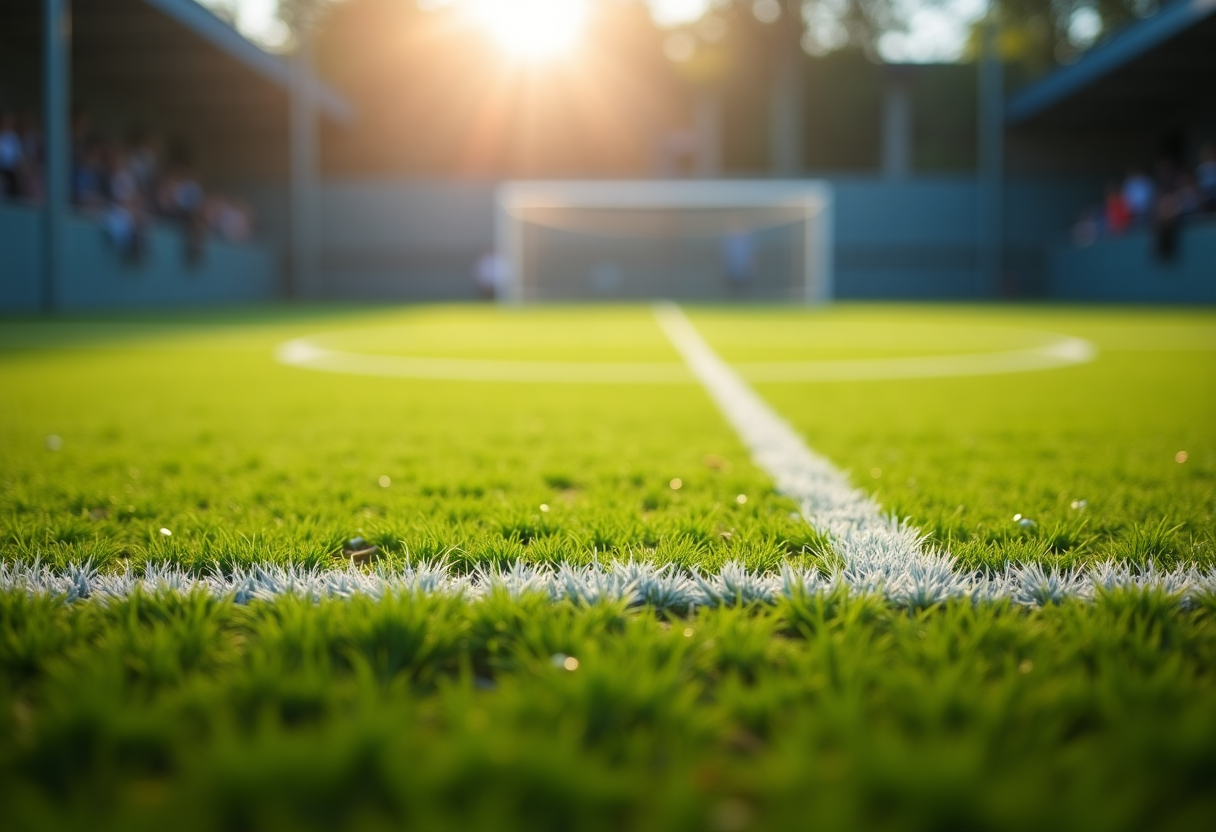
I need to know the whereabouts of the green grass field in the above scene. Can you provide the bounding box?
[2,304,1215,830]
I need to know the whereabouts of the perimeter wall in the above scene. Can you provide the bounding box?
[6,176,1213,310]
[312,175,1102,301]
[0,202,276,312]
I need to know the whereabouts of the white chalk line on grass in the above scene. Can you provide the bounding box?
[7,311,1209,607]
[275,337,690,383]
[739,335,1095,381]
[651,303,1211,605]
[654,303,949,585]
[3,559,1214,609]
[274,327,1096,384]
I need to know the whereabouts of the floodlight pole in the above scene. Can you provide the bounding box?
[42,0,71,312]
[881,66,913,179]
[977,12,1005,297]
[289,25,320,299]
[693,88,722,178]
[769,3,804,178]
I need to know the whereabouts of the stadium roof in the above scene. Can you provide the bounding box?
[142,0,352,122]
[0,0,351,125]
[1006,0,1216,127]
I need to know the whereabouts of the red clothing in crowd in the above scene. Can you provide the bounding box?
[1105,190,1132,234]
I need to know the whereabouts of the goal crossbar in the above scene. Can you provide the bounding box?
[495,180,834,303]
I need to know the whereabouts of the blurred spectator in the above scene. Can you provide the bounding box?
[70,111,94,176]
[108,148,138,206]
[1076,147,1215,252]
[72,143,107,209]
[102,149,146,260]
[161,165,205,219]
[1103,181,1130,236]
[1072,207,1100,247]
[721,219,756,292]
[18,113,44,201]
[205,194,253,243]
[0,111,22,197]
[1152,159,1183,261]
[474,250,508,299]
[1,106,257,263]
[159,164,208,263]
[1122,167,1155,223]
[128,130,160,205]
[1197,144,1216,210]
[1175,172,1202,216]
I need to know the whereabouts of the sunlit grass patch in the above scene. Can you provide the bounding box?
[701,306,1215,570]
[4,304,1212,575]
[3,301,1216,828]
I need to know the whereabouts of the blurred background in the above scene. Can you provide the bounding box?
[1,0,1213,309]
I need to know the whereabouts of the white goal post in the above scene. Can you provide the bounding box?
[495,180,833,303]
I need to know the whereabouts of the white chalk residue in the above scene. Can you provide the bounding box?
[2,559,1213,609]
[4,308,1197,608]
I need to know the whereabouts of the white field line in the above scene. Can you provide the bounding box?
[6,312,1210,607]
[274,329,1095,384]
[653,303,949,585]
[652,303,1211,604]
[736,336,1094,381]
[3,559,1213,609]
[274,337,690,384]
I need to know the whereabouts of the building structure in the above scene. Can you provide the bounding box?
[1007,0,1216,302]
[2,0,1211,308]
[0,0,350,311]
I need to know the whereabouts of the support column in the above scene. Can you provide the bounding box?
[769,14,803,178]
[693,88,721,179]
[881,67,912,179]
[977,15,1004,297]
[43,0,70,311]
[289,26,320,299]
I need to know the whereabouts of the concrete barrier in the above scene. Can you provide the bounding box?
[0,201,277,311]
[1048,217,1216,303]
[313,176,1097,302]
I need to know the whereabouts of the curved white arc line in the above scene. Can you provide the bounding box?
[275,337,694,384]
[277,333,1097,384]
[738,336,1097,382]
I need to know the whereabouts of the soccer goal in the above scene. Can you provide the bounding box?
[495,180,833,303]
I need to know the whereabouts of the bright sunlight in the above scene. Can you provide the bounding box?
[464,0,589,59]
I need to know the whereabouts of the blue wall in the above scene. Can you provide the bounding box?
[319,180,495,301]
[831,177,981,299]
[821,176,1099,298]
[1048,218,1216,302]
[7,177,1209,309]
[314,176,1099,301]
[0,202,277,312]
[0,204,43,310]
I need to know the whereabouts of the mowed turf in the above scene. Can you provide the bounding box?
[2,304,1215,831]
[3,304,1212,572]
[0,306,818,574]
[689,306,1216,571]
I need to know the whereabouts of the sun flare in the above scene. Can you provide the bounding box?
[464,0,589,60]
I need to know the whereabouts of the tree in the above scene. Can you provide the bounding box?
[974,0,1163,80]
[276,0,342,46]
[647,0,1162,70]
[276,0,341,298]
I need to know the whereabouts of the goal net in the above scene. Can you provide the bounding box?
[495,181,833,303]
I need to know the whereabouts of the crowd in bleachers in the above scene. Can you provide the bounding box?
[1074,145,1216,258]
[0,109,253,262]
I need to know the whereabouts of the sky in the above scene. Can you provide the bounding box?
[203,0,292,50]
[202,0,990,63]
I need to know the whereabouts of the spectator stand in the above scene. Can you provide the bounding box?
[1006,0,1216,302]
[0,0,351,311]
